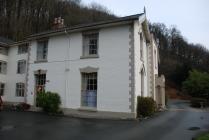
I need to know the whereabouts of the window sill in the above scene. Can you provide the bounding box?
[17,73,26,75]
[0,73,6,75]
[78,107,97,112]
[80,55,99,59]
[17,53,27,55]
[34,60,48,63]
[0,54,8,56]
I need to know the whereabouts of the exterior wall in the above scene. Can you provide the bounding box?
[27,25,131,114]
[0,54,8,84]
[0,16,161,118]
[133,21,149,96]
[133,20,150,113]
[0,53,8,99]
[155,75,165,108]
[2,46,27,102]
[148,36,159,100]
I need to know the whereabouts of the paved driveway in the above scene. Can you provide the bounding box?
[0,100,209,140]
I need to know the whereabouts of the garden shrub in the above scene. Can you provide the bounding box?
[16,103,31,111]
[182,70,209,99]
[137,96,157,117]
[36,91,61,113]
[190,98,207,108]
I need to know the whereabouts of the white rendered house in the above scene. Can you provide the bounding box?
[0,13,165,119]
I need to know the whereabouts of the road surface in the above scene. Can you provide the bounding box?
[0,99,209,140]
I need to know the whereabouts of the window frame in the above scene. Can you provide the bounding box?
[154,50,157,69]
[0,46,8,55]
[16,83,25,97]
[140,32,144,60]
[82,32,99,58]
[36,40,48,62]
[18,43,28,54]
[0,83,5,96]
[17,60,26,74]
[0,61,7,74]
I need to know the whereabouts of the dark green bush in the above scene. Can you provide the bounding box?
[16,103,31,111]
[36,91,61,113]
[190,98,207,108]
[182,70,209,99]
[137,96,157,117]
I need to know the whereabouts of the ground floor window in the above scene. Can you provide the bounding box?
[81,72,97,108]
[16,83,25,97]
[0,83,5,96]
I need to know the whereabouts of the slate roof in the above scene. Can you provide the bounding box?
[0,37,14,45]
[28,13,144,39]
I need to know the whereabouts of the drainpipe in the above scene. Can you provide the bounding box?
[64,29,70,108]
[24,43,31,103]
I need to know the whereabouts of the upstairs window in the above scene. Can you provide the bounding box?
[0,61,7,74]
[16,83,25,97]
[154,50,157,68]
[18,43,28,54]
[17,60,26,74]
[83,33,98,57]
[0,83,5,96]
[37,40,48,61]
[140,33,143,60]
[0,46,8,55]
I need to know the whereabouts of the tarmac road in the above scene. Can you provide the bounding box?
[0,99,209,140]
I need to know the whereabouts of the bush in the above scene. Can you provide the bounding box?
[194,132,209,140]
[16,103,31,111]
[36,91,61,113]
[182,70,209,99]
[137,96,157,117]
[190,98,207,108]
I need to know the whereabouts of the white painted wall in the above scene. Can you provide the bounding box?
[27,25,131,113]
[151,36,159,100]
[2,17,157,116]
[0,54,8,100]
[134,20,149,97]
[133,20,151,112]
[2,46,27,102]
[0,54,8,84]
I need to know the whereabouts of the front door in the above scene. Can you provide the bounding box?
[34,73,46,105]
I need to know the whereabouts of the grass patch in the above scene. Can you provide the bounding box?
[195,133,209,140]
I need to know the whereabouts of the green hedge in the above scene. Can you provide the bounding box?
[137,96,157,117]
[190,98,207,108]
[36,91,61,113]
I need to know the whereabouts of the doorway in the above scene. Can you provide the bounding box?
[34,73,46,105]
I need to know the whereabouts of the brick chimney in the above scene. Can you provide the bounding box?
[53,17,65,29]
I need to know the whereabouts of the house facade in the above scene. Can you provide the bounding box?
[0,13,165,119]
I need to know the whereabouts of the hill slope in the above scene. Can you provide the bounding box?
[0,0,115,41]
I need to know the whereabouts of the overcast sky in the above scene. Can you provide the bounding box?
[82,0,209,49]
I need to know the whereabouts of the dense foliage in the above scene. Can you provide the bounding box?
[150,23,209,89]
[36,91,61,113]
[137,96,157,117]
[190,98,207,108]
[0,0,115,41]
[182,70,209,99]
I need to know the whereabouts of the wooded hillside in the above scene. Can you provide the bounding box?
[150,23,209,89]
[0,0,208,90]
[0,0,115,41]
